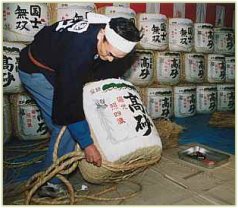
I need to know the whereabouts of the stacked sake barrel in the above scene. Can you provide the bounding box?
[119,12,235,119]
[2,3,97,143]
[48,3,96,25]
[97,5,136,21]
[80,78,162,183]
[3,3,49,143]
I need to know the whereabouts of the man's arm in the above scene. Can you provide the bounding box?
[68,120,102,167]
[53,49,102,166]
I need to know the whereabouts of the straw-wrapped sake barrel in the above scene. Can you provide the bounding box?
[48,3,96,25]
[143,86,173,119]
[173,85,196,117]
[97,6,136,21]
[196,84,217,114]
[206,54,226,83]
[181,53,205,83]
[214,28,235,55]
[169,18,193,52]
[3,42,25,94]
[155,51,181,85]
[217,84,235,112]
[194,23,214,53]
[79,78,162,184]
[123,50,155,87]
[10,93,50,140]
[136,13,168,50]
[225,56,235,83]
[3,3,48,42]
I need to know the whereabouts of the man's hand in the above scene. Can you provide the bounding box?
[84,144,102,167]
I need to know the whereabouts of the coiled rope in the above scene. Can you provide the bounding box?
[24,125,157,205]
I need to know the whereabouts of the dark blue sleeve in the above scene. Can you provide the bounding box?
[68,120,93,149]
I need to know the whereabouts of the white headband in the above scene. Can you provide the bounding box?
[105,23,137,53]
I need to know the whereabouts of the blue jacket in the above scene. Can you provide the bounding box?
[19,18,136,148]
[19,18,136,125]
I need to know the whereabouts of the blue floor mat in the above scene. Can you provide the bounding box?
[3,138,47,185]
[173,114,235,154]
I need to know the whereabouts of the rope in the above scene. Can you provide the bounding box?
[4,139,49,169]
[53,126,67,162]
[13,181,142,205]
[4,143,48,161]
[4,139,49,150]
[4,155,45,168]
[24,125,158,204]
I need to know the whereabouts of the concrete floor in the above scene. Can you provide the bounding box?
[66,143,235,205]
[4,143,235,205]
[121,144,235,205]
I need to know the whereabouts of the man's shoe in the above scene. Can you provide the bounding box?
[37,182,66,198]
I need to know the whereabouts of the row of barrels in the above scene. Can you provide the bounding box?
[3,83,234,143]
[3,3,235,54]
[3,42,235,95]
[3,3,235,144]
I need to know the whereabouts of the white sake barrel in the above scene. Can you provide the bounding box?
[217,84,235,111]
[97,6,136,21]
[3,3,48,42]
[214,28,235,54]
[196,85,217,114]
[225,56,235,83]
[48,3,96,25]
[10,93,50,140]
[194,23,214,53]
[123,50,154,86]
[207,54,225,83]
[136,13,168,50]
[3,42,25,94]
[3,95,12,144]
[155,52,181,85]
[182,53,205,83]
[169,18,193,52]
[173,85,196,117]
[145,86,173,119]
[80,78,162,183]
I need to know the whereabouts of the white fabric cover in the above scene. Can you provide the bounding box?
[217,84,235,111]
[137,13,168,50]
[174,86,196,117]
[3,3,48,42]
[184,53,205,83]
[83,78,162,162]
[146,87,173,119]
[123,51,154,86]
[225,57,235,83]
[10,93,50,140]
[3,42,25,94]
[100,6,136,20]
[194,23,214,53]
[169,18,193,52]
[207,54,225,83]
[55,3,96,21]
[196,85,217,114]
[214,28,235,54]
